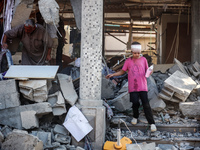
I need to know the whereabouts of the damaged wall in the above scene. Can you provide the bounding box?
[157,14,190,64]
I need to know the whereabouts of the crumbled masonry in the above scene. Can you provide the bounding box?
[0,60,200,149]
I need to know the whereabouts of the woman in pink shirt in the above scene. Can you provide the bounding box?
[106,42,157,132]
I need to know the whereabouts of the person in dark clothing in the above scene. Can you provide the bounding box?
[56,17,67,71]
[1,19,52,65]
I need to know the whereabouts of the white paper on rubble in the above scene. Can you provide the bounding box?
[63,105,93,142]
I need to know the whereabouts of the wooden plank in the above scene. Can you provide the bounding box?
[4,65,59,80]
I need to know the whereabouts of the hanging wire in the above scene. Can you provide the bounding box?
[174,10,181,59]
[119,119,142,150]
[164,10,181,64]
[49,8,62,37]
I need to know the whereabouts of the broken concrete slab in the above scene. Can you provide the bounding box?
[2,130,43,150]
[0,126,12,138]
[20,110,39,129]
[159,70,196,102]
[0,102,52,129]
[54,124,69,136]
[19,80,48,103]
[48,91,67,116]
[20,102,52,116]
[0,79,20,109]
[149,95,166,112]
[54,133,71,144]
[126,142,156,150]
[188,61,200,78]
[101,77,116,99]
[147,76,159,100]
[174,58,190,76]
[154,64,174,73]
[0,79,18,94]
[57,73,78,106]
[157,144,178,150]
[168,64,181,75]
[118,81,128,94]
[0,107,22,129]
[109,91,132,111]
[31,131,52,149]
[179,101,200,118]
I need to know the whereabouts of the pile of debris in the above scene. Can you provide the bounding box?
[104,58,200,149]
[0,65,85,149]
[0,57,200,149]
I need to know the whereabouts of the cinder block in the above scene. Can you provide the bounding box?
[159,70,196,102]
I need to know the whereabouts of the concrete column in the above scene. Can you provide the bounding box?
[77,0,105,149]
[191,0,200,62]
[79,0,103,106]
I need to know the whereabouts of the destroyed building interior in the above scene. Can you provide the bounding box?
[1,0,200,150]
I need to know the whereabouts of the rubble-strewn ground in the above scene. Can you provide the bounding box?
[0,58,200,149]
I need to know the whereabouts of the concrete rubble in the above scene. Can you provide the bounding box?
[19,80,49,103]
[0,58,200,149]
[158,70,196,103]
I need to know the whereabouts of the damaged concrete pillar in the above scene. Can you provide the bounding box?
[78,0,105,149]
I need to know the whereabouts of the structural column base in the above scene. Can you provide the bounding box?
[72,103,106,150]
